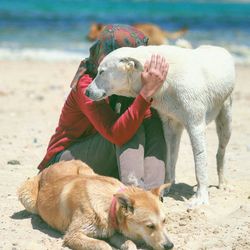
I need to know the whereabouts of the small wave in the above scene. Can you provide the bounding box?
[1,45,250,65]
[227,44,250,65]
[0,48,86,62]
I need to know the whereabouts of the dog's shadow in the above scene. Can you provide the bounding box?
[11,210,62,239]
[166,182,195,201]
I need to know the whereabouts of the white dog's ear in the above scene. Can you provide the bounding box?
[119,57,143,72]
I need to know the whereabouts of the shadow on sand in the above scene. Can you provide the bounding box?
[11,210,62,239]
[166,182,196,201]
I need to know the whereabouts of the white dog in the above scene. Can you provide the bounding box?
[85,45,235,206]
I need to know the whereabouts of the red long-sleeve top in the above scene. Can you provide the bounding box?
[38,74,152,170]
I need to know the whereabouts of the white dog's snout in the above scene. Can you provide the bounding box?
[85,84,107,101]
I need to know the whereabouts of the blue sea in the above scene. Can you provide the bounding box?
[1,0,250,63]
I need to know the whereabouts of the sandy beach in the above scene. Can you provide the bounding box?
[0,60,249,250]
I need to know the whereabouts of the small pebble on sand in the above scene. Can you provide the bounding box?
[7,160,20,165]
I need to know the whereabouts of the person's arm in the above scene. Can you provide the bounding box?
[75,77,150,145]
[75,55,168,146]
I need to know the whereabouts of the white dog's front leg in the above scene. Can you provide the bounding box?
[187,124,209,207]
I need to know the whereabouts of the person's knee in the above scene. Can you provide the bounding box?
[144,157,165,190]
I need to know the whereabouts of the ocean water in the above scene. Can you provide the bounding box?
[1,0,250,63]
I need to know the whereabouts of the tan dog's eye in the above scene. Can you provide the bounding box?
[146,224,155,230]
[163,218,166,224]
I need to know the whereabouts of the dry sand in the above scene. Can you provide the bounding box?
[0,60,249,250]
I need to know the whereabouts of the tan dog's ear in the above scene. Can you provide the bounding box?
[96,23,104,31]
[119,57,143,72]
[150,183,172,197]
[114,192,134,213]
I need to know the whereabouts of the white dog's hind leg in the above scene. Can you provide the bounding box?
[187,123,209,206]
[162,118,183,184]
[215,96,232,189]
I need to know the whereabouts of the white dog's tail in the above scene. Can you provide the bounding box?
[17,174,41,214]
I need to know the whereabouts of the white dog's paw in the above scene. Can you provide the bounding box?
[218,179,234,192]
[188,191,209,208]
[120,240,137,250]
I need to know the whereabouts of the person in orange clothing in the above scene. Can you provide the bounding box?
[38,24,169,190]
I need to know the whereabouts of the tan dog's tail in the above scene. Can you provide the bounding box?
[164,27,188,40]
[17,174,41,214]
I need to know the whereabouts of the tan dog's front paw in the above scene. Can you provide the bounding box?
[120,240,137,250]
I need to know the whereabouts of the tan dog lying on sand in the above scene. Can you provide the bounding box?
[87,23,188,45]
[18,160,173,250]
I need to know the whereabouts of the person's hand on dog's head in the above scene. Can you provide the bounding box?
[140,54,169,102]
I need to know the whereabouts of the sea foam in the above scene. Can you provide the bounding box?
[1,45,250,65]
[0,48,85,62]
